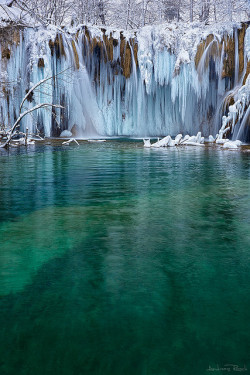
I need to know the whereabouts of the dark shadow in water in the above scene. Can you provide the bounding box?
[0,144,250,375]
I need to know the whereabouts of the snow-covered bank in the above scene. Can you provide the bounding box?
[143,132,243,149]
[0,9,249,140]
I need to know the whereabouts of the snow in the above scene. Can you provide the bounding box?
[183,131,205,145]
[0,5,35,26]
[217,26,250,142]
[223,140,242,149]
[245,25,250,61]
[0,0,12,4]
[216,138,229,144]
[208,135,215,142]
[143,139,151,148]
[60,130,72,138]
[174,134,182,145]
[62,138,79,146]
[136,21,241,79]
[0,18,248,139]
[145,132,206,148]
[219,74,250,141]
[143,133,242,149]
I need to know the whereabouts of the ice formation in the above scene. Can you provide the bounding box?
[0,10,249,140]
[143,132,242,149]
[218,26,250,142]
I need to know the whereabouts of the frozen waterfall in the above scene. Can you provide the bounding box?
[0,23,249,139]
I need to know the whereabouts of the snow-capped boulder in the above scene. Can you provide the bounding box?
[143,139,151,148]
[60,130,72,138]
[208,135,215,142]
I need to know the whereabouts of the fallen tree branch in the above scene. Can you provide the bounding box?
[62,138,80,146]
[0,103,63,148]
[19,67,71,112]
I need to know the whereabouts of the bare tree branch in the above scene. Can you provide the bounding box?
[1,103,63,148]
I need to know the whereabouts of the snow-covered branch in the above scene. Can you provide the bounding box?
[0,103,63,148]
[19,67,71,112]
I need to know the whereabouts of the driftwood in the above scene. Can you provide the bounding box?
[62,138,80,146]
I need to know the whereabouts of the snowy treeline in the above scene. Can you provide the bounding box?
[2,0,250,29]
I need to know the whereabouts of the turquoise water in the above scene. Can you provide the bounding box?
[0,141,250,375]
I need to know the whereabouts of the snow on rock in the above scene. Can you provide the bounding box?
[218,27,250,142]
[184,135,197,143]
[174,134,182,145]
[151,137,164,148]
[12,137,35,146]
[180,135,190,143]
[216,138,229,144]
[196,132,202,143]
[169,137,176,147]
[208,135,215,142]
[60,130,72,138]
[182,132,204,144]
[184,141,205,147]
[245,25,250,61]
[150,135,175,148]
[144,132,207,148]
[223,140,242,149]
[159,136,171,147]
[143,139,151,148]
[220,75,250,139]
[174,50,190,75]
[235,140,242,146]
[143,130,243,149]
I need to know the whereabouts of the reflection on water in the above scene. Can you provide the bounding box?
[0,142,250,375]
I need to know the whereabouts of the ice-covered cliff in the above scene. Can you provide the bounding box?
[0,10,249,139]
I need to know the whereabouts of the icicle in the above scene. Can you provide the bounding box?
[234,28,239,85]
[218,41,225,96]
[0,24,248,141]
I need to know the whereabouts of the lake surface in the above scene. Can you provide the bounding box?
[0,141,250,375]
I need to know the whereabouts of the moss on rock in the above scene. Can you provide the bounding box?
[38,57,45,68]
[71,40,80,69]
[2,47,11,59]
[222,35,235,79]
[49,34,66,58]
[120,38,132,78]
[195,34,219,69]
[238,24,247,76]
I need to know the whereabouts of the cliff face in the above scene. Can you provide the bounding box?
[0,22,249,139]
